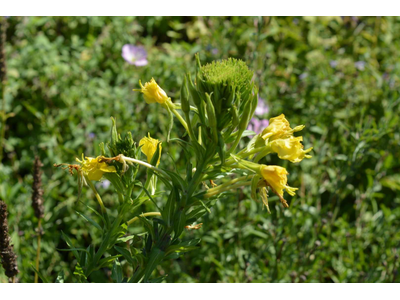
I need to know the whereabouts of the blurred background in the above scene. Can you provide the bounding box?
[0,16,399,283]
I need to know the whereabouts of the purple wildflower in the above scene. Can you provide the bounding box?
[247,118,269,138]
[88,132,96,139]
[101,180,111,189]
[330,60,338,68]
[122,44,148,67]
[299,73,308,80]
[255,96,269,116]
[211,48,219,55]
[354,61,365,71]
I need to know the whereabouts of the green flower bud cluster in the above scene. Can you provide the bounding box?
[184,55,258,161]
[194,55,257,133]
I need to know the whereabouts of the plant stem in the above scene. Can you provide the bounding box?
[85,176,107,214]
[34,218,42,283]
[127,212,161,226]
[229,129,245,155]
[225,146,270,166]
[171,108,189,132]
[122,156,171,180]
[171,103,199,113]
[183,111,199,144]
[0,18,8,163]
[205,175,254,197]
[204,181,253,198]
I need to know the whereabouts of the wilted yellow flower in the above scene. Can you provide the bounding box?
[139,134,162,165]
[270,136,313,163]
[261,114,304,141]
[76,155,116,181]
[133,78,169,104]
[260,165,298,197]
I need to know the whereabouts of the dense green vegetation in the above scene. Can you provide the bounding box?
[1,16,399,283]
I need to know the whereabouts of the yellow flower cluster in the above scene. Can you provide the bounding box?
[76,155,116,181]
[133,78,169,104]
[262,114,312,163]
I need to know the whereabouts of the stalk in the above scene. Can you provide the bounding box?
[127,212,161,226]
[32,156,45,282]
[205,180,253,198]
[122,156,171,180]
[34,219,42,283]
[85,177,107,214]
[0,18,8,162]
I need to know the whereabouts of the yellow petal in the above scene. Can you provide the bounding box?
[139,134,162,165]
[260,165,297,197]
[270,136,312,163]
[135,78,169,104]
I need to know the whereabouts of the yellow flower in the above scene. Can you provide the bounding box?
[76,155,116,181]
[139,134,162,165]
[261,114,305,142]
[133,78,169,104]
[260,165,298,197]
[270,136,313,163]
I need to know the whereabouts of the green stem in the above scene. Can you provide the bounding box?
[171,103,199,113]
[205,181,253,198]
[225,146,270,166]
[183,111,198,143]
[171,108,189,132]
[228,129,245,155]
[126,212,161,226]
[34,218,42,283]
[122,156,171,180]
[85,176,107,214]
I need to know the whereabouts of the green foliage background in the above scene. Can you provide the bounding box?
[1,16,399,283]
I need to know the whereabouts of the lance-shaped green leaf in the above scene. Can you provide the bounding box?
[164,103,174,142]
[114,246,136,266]
[180,75,190,114]
[238,96,253,134]
[205,93,219,144]
[165,238,201,256]
[173,210,186,238]
[110,117,119,147]
[231,105,239,129]
[97,255,122,270]
[111,258,123,283]
[61,231,81,262]
[187,73,203,109]
[31,265,49,283]
[251,174,260,201]
[75,211,102,231]
[249,89,259,120]
[162,188,176,227]
[143,247,165,282]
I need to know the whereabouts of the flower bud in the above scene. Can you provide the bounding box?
[139,134,162,166]
[134,78,169,104]
[180,75,190,114]
[205,93,218,144]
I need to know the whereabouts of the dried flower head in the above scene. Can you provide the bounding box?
[0,200,19,278]
[32,156,44,219]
